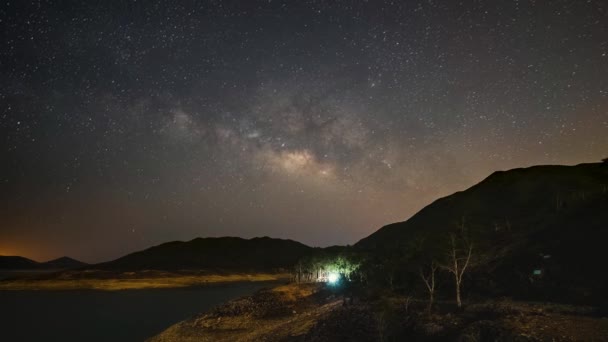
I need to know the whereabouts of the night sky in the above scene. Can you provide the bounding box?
[1,1,607,262]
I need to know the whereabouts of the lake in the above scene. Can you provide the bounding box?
[0,282,276,341]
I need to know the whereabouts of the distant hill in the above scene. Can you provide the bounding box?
[43,256,88,269]
[94,236,314,272]
[0,256,42,270]
[0,255,87,270]
[356,162,608,303]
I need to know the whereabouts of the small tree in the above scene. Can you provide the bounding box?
[420,261,438,313]
[441,234,473,308]
[383,255,401,291]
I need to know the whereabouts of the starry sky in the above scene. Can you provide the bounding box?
[1,1,607,262]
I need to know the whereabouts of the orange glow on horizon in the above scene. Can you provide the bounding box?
[0,244,44,262]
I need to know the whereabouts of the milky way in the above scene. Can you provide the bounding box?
[1,1,607,262]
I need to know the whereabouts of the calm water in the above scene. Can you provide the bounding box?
[0,282,274,341]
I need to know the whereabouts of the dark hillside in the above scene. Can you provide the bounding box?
[0,256,42,270]
[0,256,88,270]
[356,163,608,303]
[94,236,314,272]
[43,257,88,269]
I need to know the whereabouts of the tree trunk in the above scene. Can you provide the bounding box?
[297,263,302,283]
[455,281,462,308]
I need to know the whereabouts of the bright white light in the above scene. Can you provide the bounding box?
[327,273,339,284]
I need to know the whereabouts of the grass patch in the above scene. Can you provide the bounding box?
[0,273,290,290]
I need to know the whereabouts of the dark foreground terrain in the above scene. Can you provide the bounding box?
[150,283,608,341]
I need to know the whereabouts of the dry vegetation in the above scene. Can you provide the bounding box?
[396,299,608,341]
[0,271,289,290]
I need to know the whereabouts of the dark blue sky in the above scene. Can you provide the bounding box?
[1,0,607,262]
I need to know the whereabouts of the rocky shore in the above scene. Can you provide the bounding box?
[150,283,608,341]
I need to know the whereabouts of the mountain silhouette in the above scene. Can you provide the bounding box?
[0,256,41,270]
[43,256,88,269]
[356,162,608,302]
[94,236,313,272]
[0,255,87,270]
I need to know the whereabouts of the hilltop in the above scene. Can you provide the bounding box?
[43,257,88,269]
[0,255,87,270]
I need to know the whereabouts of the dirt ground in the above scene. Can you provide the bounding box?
[149,283,343,342]
[149,284,608,341]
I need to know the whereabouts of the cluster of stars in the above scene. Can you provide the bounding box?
[0,0,606,262]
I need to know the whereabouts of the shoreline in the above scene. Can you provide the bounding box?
[0,272,290,291]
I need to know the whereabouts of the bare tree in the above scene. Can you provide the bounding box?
[295,261,303,283]
[420,261,438,312]
[403,295,412,314]
[441,234,473,308]
[386,271,395,291]
[555,192,562,212]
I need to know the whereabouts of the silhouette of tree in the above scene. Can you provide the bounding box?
[440,233,473,309]
[420,261,438,313]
